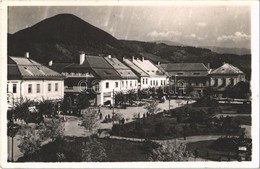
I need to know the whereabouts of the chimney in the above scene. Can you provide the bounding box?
[25,52,29,58]
[158,61,160,66]
[132,56,135,62]
[79,52,85,65]
[207,63,210,69]
[108,55,112,59]
[142,57,144,62]
[48,60,53,66]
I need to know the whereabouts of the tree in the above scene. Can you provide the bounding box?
[81,138,107,162]
[144,100,161,115]
[80,107,107,161]
[112,112,123,124]
[12,98,33,122]
[81,108,100,134]
[148,142,192,161]
[18,124,42,157]
[37,98,55,118]
[38,118,64,141]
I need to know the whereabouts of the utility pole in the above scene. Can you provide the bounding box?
[112,89,115,115]
[168,77,171,111]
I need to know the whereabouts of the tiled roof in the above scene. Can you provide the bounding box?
[132,58,166,77]
[8,56,65,80]
[47,63,74,73]
[104,57,138,79]
[123,58,149,77]
[161,63,209,71]
[64,55,121,80]
[210,63,244,75]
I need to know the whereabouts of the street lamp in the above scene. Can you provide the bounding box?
[175,75,178,96]
[7,92,18,162]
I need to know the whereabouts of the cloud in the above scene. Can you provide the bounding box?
[147,30,182,38]
[217,32,250,42]
[196,22,208,27]
[185,33,204,41]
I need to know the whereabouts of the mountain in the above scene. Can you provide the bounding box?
[8,14,138,63]
[202,46,251,55]
[153,40,185,47]
[8,14,251,80]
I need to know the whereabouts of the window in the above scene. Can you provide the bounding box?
[37,84,40,93]
[55,83,58,91]
[195,82,199,86]
[48,83,51,92]
[7,84,9,92]
[177,72,184,75]
[122,81,124,87]
[150,80,152,85]
[230,78,234,86]
[28,84,32,93]
[222,78,226,86]
[94,84,99,92]
[130,81,132,87]
[143,78,145,84]
[115,82,118,88]
[214,79,218,86]
[13,84,17,93]
[146,79,148,84]
[193,72,200,75]
[126,81,128,87]
[161,80,163,85]
[135,81,137,86]
[106,82,109,88]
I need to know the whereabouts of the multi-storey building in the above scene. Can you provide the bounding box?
[209,63,246,97]
[62,53,122,106]
[125,57,167,89]
[122,57,150,89]
[7,53,65,106]
[160,63,210,95]
[104,55,138,93]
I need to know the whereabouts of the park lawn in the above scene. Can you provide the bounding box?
[17,136,150,162]
[111,112,242,140]
[186,140,238,161]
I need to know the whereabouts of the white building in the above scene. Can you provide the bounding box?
[131,57,167,88]
[104,55,139,93]
[7,54,65,105]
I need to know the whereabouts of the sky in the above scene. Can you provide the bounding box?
[8,5,251,49]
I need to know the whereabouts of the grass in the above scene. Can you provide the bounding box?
[186,138,252,161]
[186,140,239,161]
[17,136,151,162]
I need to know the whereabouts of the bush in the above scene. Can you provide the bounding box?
[140,139,161,153]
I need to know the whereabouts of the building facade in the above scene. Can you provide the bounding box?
[160,63,210,95]
[122,57,150,89]
[209,63,246,97]
[7,54,65,105]
[104,55,139,93]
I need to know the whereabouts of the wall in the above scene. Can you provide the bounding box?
[21,80,64,101]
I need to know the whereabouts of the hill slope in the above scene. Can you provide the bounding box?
[8,14,251,79]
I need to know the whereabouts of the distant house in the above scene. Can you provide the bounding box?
[104,55,138,92]
[124,56,167,89]
[62,53,122,106]
[209,63,246,97]
[160,63,210,95]
[122,57,150,89]
[7,53,65,105]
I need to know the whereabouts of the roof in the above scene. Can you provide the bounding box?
[132,58,166,77]
[64,55,121,80]
[47,63,74,73]
[8,56,65,80]
[161,63,209,71]
[104,57,138,79]
[210,63,244,75]
[123,58,149,77]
